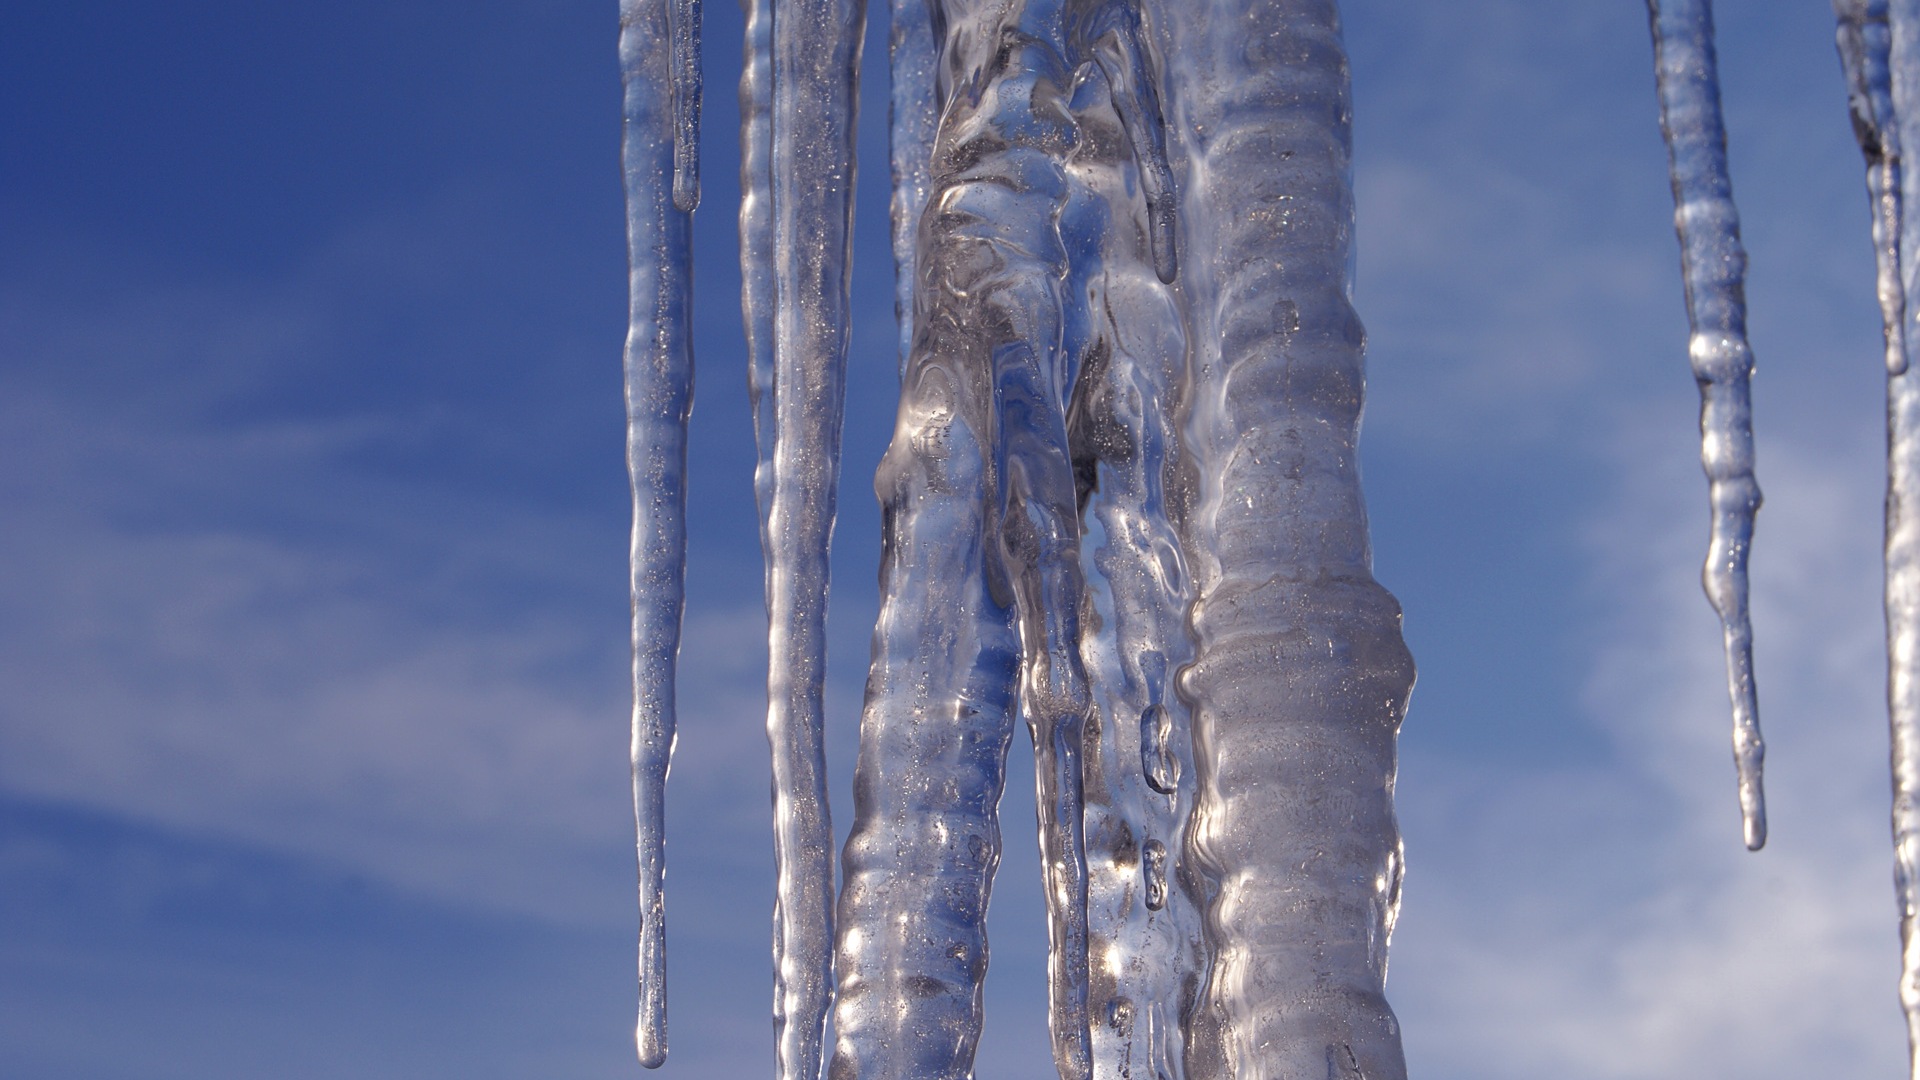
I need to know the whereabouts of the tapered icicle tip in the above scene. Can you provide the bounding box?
[668,0,703,213]
[673,147,701,213]
[1738,733,1767,850]
[636,861,669,1065]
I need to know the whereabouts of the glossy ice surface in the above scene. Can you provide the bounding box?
[1647,0,1768,852]
[618,0,696,1064]
[626,1,1414,1075]
[760,0,868,1076]
[1838,1,1920,1073]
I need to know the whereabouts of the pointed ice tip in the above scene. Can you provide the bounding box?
[672,165,700,213]
[1744,810,1767,852]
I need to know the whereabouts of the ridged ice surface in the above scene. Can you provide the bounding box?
[832,3,1096,1076]
[825,2,1411,1078]
[615,0,1413,1074]
[618,0,696,1066]
[1847,0,1920,1071]
[1151,4,1412,1076]
[1647,0,1768,852]
[754,0,870,1077]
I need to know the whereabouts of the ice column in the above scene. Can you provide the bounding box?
[1838,0,1920,1069]
[1064,37,1205,1080]
[831,2,1098,1076]
[1149,2,1414,1076]
[1646,0,1768,851]
[618,0,697,1065]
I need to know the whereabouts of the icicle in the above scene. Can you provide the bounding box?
[754,0,868,1076]
[889,0,937,376]
[1647,0,1767,851]
[1150,3,1414,1076]
[1835,0,1907,377]
[618,0,696,1066]
[670,0,704,211]
[1060,28,1203,1080]
[744,0,775,532]
[832,4,1094,1077]
[1850,0,1920,1070]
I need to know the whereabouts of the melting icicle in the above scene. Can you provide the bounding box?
[1154,3,1413,1076]
[618,0,696,1066]
[755,0,869,1077]
[833,3,1097,1077]
[670,0,704,211]
[888,0,937,375]
[1647,0,1767,851]
[831,3,1413,1077]
[1842,0,1920,1069]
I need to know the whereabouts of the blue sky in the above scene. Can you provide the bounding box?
[0,2,1907,1077]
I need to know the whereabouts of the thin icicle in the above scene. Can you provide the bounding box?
[1867,1,1920,1070]
[1647,0,1767,851]
[759,0,867,1076]
[1836,0,1907,376]
[618,0,696,1066]
[889,0,937,376]
[1150,2,1413,1076]
[670,0,704,211]
[744,0,775,532]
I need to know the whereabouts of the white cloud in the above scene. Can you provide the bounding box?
[1389,421,1906,1077]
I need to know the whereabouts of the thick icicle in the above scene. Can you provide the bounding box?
[619,0,696,1066]
[1146,2,1414,1076]
[888,0,937,375]
[670,0,704,211]
[1859,0,1920,1070]
[757,0,868,1076]
[832,3,1094,1076]
[1060,38,1204,1080]
[1647,0,1767,851]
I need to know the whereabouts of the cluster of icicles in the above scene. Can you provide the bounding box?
[1658,0,1920,1074]
[612,0,1920,1075]
[621,0,1410,1076]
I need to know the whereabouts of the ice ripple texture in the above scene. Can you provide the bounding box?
[833,1,1412,1078]
[1647,0,1768,852]
[623,0,1416,1075]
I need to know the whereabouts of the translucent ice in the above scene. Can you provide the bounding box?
[618,0,696,1064]
[1840,0,1920,1070]
[1153,4,1413,1075]
[1647,0,1768,851]
[830,3,1412,1078]
[756,0,869,1077]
